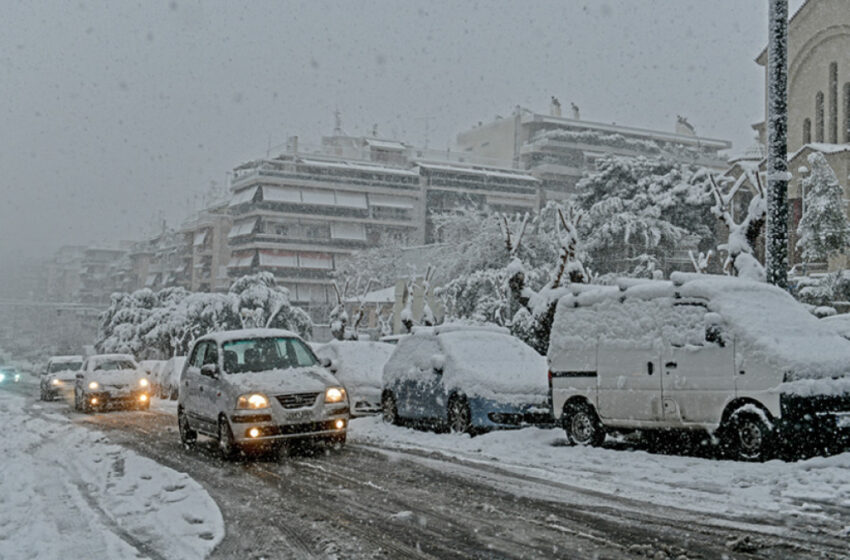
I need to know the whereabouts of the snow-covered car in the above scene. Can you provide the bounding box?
[74,354,151,412]
[381,325,549,433]
[40,355,83,400]
[820,313,850,340]
[314,340,395,416]
[548,273,850,461]
[138,359,167,394]
[158,356,186,399]
[177,329,349,458]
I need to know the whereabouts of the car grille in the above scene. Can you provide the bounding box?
[276,392,320,409]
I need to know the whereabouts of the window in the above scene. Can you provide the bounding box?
[222,337,317,373]
[190,342,207,368]
[803,118,811,144]
[816,91,825,142]
[829,62,838,143]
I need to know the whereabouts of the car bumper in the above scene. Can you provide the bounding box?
[84,389,151,408]
[470,398,552,429]
[229,406,349,443]
[778,392,850,444]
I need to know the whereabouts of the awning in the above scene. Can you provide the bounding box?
[369,194,415,209]
[227,254,255,268]
[258,251,298,268]
[335,191,368,209]
[301,189,336,206]
[366,139,406,151]
[229,186,259,207]
[193,231,207,247]
[298,253,334,270]
[228,218,258,239]
[262,186,301,203]
[330,222,366,241]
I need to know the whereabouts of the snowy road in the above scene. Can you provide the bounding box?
[4,381,849,559]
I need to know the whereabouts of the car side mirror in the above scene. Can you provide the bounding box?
[200,364,220,378]
[705,325,726,347]
[430,354,445,375]
[320,357,332,369]
[75,373,84,379]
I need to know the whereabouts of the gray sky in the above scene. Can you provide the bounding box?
[0,0,803,267]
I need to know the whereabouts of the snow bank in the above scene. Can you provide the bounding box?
[350,416,850,528]
[0,392,223,559]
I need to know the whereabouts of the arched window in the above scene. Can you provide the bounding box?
[844,82,850,143]
[829,62,838,143]
[816,91,825,142]
[803,118,812,144]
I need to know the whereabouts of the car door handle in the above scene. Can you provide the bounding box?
[665,362,677,369]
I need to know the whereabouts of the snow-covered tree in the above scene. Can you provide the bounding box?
[96,273,312,358]
[708,166,767,281]
[796,152,850,264]
[575,155,715,276]
[229,272,312,338]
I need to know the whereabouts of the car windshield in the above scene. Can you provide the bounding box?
[222,337,317,374]
[50,361,82,373]
[93,360,136,371]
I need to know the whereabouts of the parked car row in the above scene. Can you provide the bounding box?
[32,275,850,463]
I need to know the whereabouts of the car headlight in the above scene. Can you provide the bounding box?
[15,374,21,382]
[236,393,270,409]
[139,378,149,388]
[88,381,99,390]
[51,378,61,386]
[0,373,5,382]
[324,387,346,404]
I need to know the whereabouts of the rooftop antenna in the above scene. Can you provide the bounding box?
[334,108,343,135]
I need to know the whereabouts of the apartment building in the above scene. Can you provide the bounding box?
[226,135,539,320]
[181,201,232,292]
[456,104,731,199]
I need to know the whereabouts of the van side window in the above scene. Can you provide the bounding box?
[190,343,207,368]
[663,304,707,348]
[202,343,218,366]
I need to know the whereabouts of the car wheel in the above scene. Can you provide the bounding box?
[218,417,237,460]
[382,392,399,425]
[720,409,774,462]
[447,396,472,434]
[563,401,605,447]
[178,407,197,448]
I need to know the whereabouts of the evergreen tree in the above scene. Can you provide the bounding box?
[796,152,850,264]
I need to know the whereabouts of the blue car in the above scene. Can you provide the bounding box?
[381,326,549,433]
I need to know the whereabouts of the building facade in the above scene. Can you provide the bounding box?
[456,105,731,200]
[755,0,850,153]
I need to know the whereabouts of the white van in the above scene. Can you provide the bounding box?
[548,273,850,461]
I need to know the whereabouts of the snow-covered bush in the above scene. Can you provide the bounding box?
[96,273,311,358]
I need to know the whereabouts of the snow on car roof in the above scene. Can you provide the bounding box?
[411,323,510,336]
[89,353,136,362]
[553,273,850,381]
[196,328,301,344]
[49,355,83,363]
[439,330,548,399]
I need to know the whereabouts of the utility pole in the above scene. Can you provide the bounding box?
[766,0,789,288]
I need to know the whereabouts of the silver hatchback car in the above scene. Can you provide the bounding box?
[178,329,349,458]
